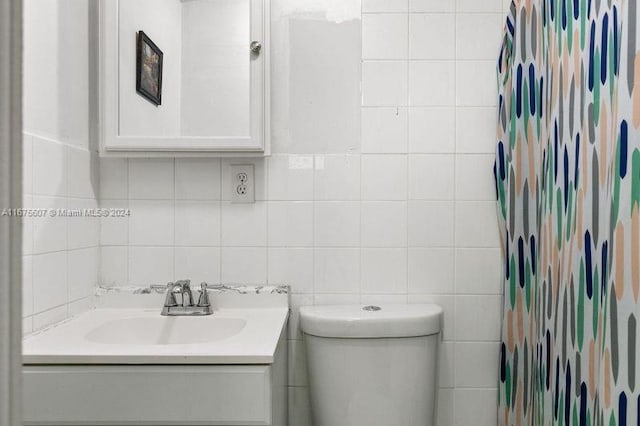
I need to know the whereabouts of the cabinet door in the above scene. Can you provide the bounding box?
[99,0,270,156]
[24,365,273,425]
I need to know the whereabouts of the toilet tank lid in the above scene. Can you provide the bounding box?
[298,304,443,338]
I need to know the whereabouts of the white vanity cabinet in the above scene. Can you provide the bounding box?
[23,333,286,426]
[22,289,289,426]
[98,0,270,156]
[23,340,287,426]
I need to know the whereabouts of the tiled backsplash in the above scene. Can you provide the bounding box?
[101,154,501,290]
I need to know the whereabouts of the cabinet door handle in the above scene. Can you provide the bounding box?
[250,40,262,55]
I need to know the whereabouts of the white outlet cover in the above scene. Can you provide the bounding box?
[230,164,255,203]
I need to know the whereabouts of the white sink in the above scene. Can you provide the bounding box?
[23,307,288,364]
[84,316,247,345]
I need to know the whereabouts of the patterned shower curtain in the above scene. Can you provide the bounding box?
[495,0,640,424]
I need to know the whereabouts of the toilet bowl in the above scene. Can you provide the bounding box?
[299,304,443,426]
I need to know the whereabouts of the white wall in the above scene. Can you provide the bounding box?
[118,0,182,137]
[23,0,100,332]
[99,0,510,425]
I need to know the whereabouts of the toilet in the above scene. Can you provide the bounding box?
[299,304,443,426]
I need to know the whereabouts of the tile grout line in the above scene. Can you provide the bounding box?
[311,156,316,302]
[358,0,364,306]
[405,5,410,303]
[125,159,130,287]
[172,159,176,282]
[452,0,459,399]
[30,134,36,325]
[217,160,222,284]
[262,160,268,287]
[65,145,70,317]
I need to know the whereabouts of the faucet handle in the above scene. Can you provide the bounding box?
[197,282,211,307]
[163,282,179,307]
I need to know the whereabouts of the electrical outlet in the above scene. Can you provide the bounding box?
[230,164,255,203]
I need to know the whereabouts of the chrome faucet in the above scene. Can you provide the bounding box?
[161,280,213,316]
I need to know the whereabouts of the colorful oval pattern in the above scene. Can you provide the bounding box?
[496,0,640,424]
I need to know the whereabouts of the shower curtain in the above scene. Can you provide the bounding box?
[496,0,640,424]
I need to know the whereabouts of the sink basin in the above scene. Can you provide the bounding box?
[23,307,288,364]
[84,317,247,345]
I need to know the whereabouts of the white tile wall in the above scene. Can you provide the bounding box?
[296,0,507,423]
[22,133,100,332]
[22,0,99,333]
[96,2,507,423]
[19,0,512,423]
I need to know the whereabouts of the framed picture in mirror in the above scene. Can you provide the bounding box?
[136,31,163,106]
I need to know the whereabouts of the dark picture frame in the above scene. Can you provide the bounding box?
[136,31,163,106]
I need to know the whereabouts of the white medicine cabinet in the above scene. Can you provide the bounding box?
[99,0,270,156]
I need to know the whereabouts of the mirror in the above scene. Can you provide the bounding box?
[100,0,269,155]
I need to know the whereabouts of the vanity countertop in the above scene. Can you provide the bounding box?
[23,287,289,365]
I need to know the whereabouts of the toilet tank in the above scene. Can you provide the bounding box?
[300,304,443,426]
